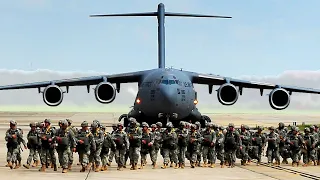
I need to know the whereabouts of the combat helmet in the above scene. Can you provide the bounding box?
[81,121,89,127]
[29,122,36,127]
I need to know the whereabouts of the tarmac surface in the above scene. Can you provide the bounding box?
[1,111,320,180]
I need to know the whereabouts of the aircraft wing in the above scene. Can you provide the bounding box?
[0,70,151,90]
[187,71,320,94]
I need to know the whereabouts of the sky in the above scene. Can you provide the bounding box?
[0,0,319,77]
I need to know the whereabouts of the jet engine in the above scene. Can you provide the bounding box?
[43,85,64,106]
[269,88,290,110]
[94,82,116,104]
[217,83,239,105]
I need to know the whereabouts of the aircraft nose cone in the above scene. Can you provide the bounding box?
[159,85,176,107]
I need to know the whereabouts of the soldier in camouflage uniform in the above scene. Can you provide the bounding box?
[216,126,225,168]
[276,122,289,164]
[266,126,280,166]
[312,125,320,165]
[89,121,104,172]
[54,120,76,173]
[38,119,57,172]
[194,121,202,166]
[100,125,116,171]
[127,118,142,170]
[161,122,178,169]
[5,120,27,169]
[224,123,241,168]
[150,124,161,168]
[239,124,251,165]
[107,124,118,166]
[112,123,129,171]
[251,126,266,165]
[309,126,319,165]
[140,122,155,169]
[66,119,77,169]
[201,123,216,168]
[156,122,164,158]
[187,124,202,168]
[23,122,40,169]
[176,121,188,168]
[287,127,304,167]
[76,121,96,172]
[301,127,317,166]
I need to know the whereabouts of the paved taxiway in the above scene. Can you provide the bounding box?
[1,112,320,180]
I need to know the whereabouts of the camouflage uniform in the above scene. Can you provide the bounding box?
[176,122,188,168]
[127,119,142,170]
[187,124,202,168]
[216,126,225,167]
[5,120,27,169]
[161,122,178,169]
[151,124,161,168]
[89,122,104,172]
[76,121,95,172]
[100,125,116,171]
[55,120,76,173]
[224,123,242,168]
[287,127,304,166]
[301,127,317,166]
[112,123,129,171]
[66,119,77,168]
[23,122,41,169]
[107,124,118,166]
[276,122,289,164]
[266,126,280,165]
[201,123,216,168]
[195,121,203,166]
[251,126,266,165]
[239,125,251,165]
[38,119,57,171]
[140,122,156,169]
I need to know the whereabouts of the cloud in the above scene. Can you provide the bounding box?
[1,69,320,111]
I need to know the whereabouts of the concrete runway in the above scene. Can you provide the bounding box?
[1,111,320,180]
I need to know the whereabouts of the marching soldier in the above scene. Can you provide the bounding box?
[38,119,57,172]
[176,121,188,168]
[301,127,317,166]
[161,122,178,169]
[224,123,241,168]
[216,126,225,168]
[89,121,104,172]
[276,122,289,164]
[239,125,251,165]
[112,123,129,171]
[127,118,142,170]
[66,119,77,168]
[201,123,216,168]
[140,122,155,169]
[287,127,304,167]
[107,124,118,166]
[76,121,95,172]
[100,125,116,171]
[251,126,266,165]
[54,120,76,173]
[266,126,280,166]
[194,121,202,166]
[23,122,40,169]
[5,120,27,169]
[187,124,202,168]
[150,124,161,168]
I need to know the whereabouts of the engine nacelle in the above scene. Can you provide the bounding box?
[94,82,116,104]
[217,83,239,105]
[269,88,290,110]
[43,85,64,106]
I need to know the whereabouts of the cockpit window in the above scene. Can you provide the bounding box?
[169,80,175,84]
[161,80,168,84]
[161,79,176,85]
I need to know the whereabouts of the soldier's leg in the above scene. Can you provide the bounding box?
[202,146,209,167]
[6,147,12,167]
[61,149,70,173]
[68,147,73,168]
[16,147,21,168]
[309,149,317,165]
[196,145,202,166]
[128,147,134,166]
[150,149,157,168]
[169,149,178,168]
[32,148,40,167]
[210,147,216,167]
[124,149,129,167]
[94,147,102,171]
[267,148,273,164]
[11,147,20,168]
[100,151,109,171]
[79,152,85,172]
[23,148,34,169]
[302,149,308,165]
[49,148,57,171]
[217,148,225,167]
[108,150,114,165]
[161,148,170,168]
[133,147,140,169]
[180,147,186,168]
[190,150,198,168]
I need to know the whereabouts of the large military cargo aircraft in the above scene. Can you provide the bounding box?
[1,3,320,127]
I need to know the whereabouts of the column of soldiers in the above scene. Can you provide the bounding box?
[5,118,320,173]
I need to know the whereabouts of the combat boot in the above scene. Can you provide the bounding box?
[95,166,101,172]
[107,162,111,166]
[302,163,308,167]
[133,163,138,170]
[14,162,20,169]
[313,160,317,166]
[170,161,173,167]
[152,162,156,169]
[62,168,68,173]
[80,166,86,172]
[51,162,54,168]
[292,162,297,167]
[191,162,195,168]
[174,163,178,169]
[210,163,215,168]
[220,163,225,168]
[53,164,57,171]
[203,161,207,167]
[23,164,30,169]
[130,163,134,170]
[181,163,185,169]
[139,162,144,169]
[117,165,123,171]
[197,161,201,167]
[68,164,72,170]
[161,163,167,169]
[8,162,13,169]
[39,164,46,172]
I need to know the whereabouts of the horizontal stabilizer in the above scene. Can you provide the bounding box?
[90,12,232,19]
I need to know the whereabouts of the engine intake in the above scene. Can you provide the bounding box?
[43,85,64,106]
[269,88,290,110]
[217,83,239,105]
[94,82,116,104]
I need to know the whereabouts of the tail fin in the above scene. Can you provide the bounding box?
[90,3,231,69]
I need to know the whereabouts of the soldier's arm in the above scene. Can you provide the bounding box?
[181,130,188,138]
[133,128,142,139]
[150,132,155,144]
[69,131,77,148]
[124,132,130,149]
[17,131,27,147]
[5,129,11,141]
[235,131,243,146]
[212,133,217,143]
[96,132,105,144]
